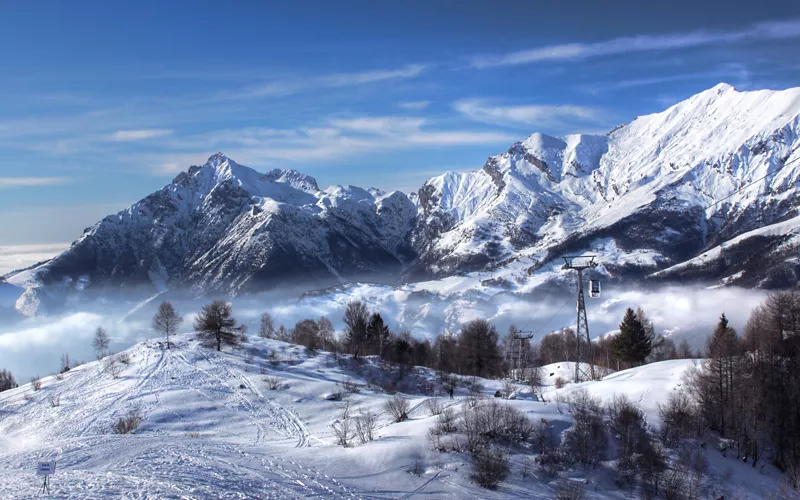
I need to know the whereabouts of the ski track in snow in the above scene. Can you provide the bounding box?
[0,338,357,499]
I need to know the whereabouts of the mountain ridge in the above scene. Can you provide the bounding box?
[8,83,800,315]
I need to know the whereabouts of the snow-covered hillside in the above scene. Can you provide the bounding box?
[7,84,800,316]
[0,335,791,498]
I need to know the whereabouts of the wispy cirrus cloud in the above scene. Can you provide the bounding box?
[397,100,431,110]
[0,177,71,188]
[218,64,427,100]
[153,115,515,174]
[111,129,173,141]
[470,19,800,68]
[454,99,604,130]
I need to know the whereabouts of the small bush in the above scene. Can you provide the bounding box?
[355,408,377,444]
[563,389,607,467]
[48,394,61,407]
[104,356,122,379]
[501,380,518,399]
[425,397,444,416]
[0,369,18,392]
[113,408,143,434]
[332,399,354,447]
[117,352,131,365]
[31,375,42,391]
[409,453,425,476]
[384,395,410,423]
[554,376,566,389]
[470,445,509,489]
[342,378,361,393]
[264,375,282,390]
[555,479,586,500]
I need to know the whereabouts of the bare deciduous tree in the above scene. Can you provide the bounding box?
[152,301,183,349]
[259,312,275,339]
[93,327,111,359]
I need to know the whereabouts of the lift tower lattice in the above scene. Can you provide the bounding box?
[562,256,597,383]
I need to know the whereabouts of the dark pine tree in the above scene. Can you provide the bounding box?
[613,308,653,367]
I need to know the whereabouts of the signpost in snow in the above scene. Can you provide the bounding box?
[37,461,56,494]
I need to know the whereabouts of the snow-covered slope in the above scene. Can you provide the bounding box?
[9,84,800,315]
[0,336,790,498]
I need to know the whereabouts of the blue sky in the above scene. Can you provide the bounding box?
[1,0,799,244]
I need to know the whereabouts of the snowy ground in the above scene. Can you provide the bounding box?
[0,334,793,498]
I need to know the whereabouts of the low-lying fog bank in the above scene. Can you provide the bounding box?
[0,284,769,381]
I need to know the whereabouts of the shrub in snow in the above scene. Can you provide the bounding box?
[658,390,700,447]
[332,399,354,447]
[409,453,425,476]
[555,479,586,500]
[0,369,17,392]
[355,408,377,444]
[469,445,509,489]
[342,378,361,393]
[59,353,71,374]
[48,394,61,407]
[104,355,123,379]
[384,395,410,423]
[264,376,281,390]
[501,380,518,399]
[113,408,143,434]
[554,376,567,389]
[31,375,42,391]
[562,389,607,468]
[425,397,443,416]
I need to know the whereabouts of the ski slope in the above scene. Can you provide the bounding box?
[0,335,792,498]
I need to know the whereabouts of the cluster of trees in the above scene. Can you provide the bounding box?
[535,307,697,373]
[686,291,800,487]
[259,301,505,378]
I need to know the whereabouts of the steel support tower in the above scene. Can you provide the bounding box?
[562,256,597,382]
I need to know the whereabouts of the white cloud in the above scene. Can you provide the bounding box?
[112,129,173,141]
[454,99,603,129]
[153,116,515,175]
[397,100,431,110]
[0,177,71,188]
[470,19,800,68]
[220,64,427,100]
[328,116,427,135]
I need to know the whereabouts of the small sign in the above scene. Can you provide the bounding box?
[37,461,56,476]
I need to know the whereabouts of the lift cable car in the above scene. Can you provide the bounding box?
[589,278,601,298]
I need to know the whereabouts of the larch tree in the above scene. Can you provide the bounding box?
[194,300,242,352]
[457,319,502,378]
[259,312,275,339]
[317,316,335,351]
[93,327,111,359]
[152,301,183,349]
[343,300,369,358]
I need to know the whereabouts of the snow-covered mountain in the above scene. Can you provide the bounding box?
[412,83,800,287]
[8,83,800,315]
